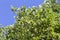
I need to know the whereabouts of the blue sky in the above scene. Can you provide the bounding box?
[0,0,44,26]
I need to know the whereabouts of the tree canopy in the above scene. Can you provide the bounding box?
[0,0,60,40]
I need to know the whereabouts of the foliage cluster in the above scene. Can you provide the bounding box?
[0,0,60,40]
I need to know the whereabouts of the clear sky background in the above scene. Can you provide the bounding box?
[0,0,44,26]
